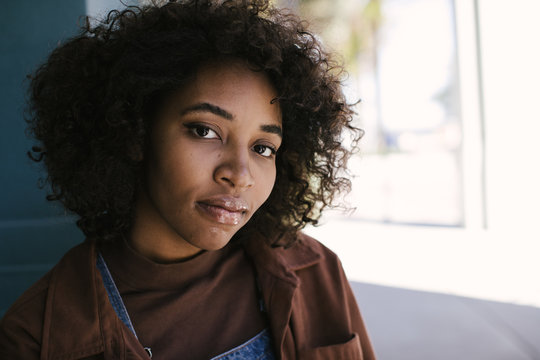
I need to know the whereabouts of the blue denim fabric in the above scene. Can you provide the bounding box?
[210,329,275,360]
[97,252,275,360]
[97,253,153,357]
[96,253,139,338]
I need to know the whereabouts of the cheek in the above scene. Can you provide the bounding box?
[256,165,277,201]
[150,144,196,194]
[163,152,207,191]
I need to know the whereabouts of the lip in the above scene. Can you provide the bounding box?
[196,196,249,225]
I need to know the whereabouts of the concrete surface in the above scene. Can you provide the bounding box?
[351,282,540,360]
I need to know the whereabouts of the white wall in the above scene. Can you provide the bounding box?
[478,0,540,231]
[309,0,540,307]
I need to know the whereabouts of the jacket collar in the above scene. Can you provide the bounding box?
[243,232,322,358]
[242,232,322,285]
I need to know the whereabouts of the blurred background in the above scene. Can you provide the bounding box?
[1,0,539,358]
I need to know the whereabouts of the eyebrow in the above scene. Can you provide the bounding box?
[181,102,283,138]
[181,102,233,120]
[261,124,282,138]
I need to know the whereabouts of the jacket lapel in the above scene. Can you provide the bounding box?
[42,240,148,360]
[243,234,321,359]
[41,240,107,359]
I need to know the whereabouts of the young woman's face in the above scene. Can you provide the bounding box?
[130,61,282,262]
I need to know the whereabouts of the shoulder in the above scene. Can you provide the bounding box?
[288,232,346,279]
[0,269,50,358]
[3,240,93,311]
[251,231,348,287]
[296,232,340,262]
[288,232,349,290]
[284,233,377,359]
[278,232,354,313]
[2,271,51,319]
[0,240,94,358]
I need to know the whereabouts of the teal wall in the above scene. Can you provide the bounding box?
[0,0,87,316]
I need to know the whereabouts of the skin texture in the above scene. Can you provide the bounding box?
[129,61,282,263]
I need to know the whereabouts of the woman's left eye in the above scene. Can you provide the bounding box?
[253,144,276,158]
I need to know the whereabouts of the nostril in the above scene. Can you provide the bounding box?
[214,162,254,189]
[221,176,235,187]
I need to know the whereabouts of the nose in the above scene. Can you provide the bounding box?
[214,146,254,191]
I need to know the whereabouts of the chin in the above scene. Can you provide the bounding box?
[193,226,237,251]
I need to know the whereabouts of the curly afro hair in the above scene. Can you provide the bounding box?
[27,0,362,246]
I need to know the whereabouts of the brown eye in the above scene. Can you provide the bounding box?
[195,126,209,137]
[253,144,276,157]
[185,124,220,139]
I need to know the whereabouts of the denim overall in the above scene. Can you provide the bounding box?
[97,253,275,359]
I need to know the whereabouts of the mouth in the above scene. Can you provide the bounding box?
[196,196,249,226]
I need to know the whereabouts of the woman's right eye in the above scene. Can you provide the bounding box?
[186,124,220,139]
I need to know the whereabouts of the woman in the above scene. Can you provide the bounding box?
[0,0,376,359]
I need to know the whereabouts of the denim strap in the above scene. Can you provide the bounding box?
[96,252,153,358]
[210,329,275,360]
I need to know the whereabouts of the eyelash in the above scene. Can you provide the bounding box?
[184,123,277,158]
[253,144,277,158]
[185,123,220,139]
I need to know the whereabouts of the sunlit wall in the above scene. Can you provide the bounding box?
[292,0,540,307]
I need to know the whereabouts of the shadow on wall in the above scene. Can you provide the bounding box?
[0,219,83,317]
[0,0,86,318]
[351,282,540,360]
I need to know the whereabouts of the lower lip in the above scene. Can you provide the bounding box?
[196,203,244,225]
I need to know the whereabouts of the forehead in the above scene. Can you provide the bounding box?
[172,60,282,124]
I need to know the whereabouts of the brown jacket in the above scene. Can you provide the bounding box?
[0,234,375,359]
